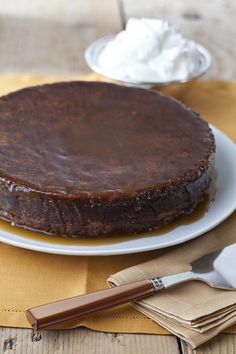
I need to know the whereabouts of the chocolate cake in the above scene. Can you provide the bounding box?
[0,81,215,237]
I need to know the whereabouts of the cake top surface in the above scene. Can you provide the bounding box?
[0,81,214,198]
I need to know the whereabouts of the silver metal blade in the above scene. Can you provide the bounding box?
[153,243,236,291]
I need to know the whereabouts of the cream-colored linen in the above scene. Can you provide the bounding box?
[0,75,235,345]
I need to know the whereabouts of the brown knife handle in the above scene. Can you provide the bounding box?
[26,279,154,331]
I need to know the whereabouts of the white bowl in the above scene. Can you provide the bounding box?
[85,34,212,86]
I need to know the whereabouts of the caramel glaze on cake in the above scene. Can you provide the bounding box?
[0,81,215,237]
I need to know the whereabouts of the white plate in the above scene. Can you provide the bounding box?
[0,126,235,256]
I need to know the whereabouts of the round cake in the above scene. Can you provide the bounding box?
[0,81,215,237]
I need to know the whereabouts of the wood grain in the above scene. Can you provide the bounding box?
[122,0,236,80]
[0,328,179,354]
[0,0,122,75]
[182,334,236,354]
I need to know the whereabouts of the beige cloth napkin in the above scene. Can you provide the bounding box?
[108,213,236,348]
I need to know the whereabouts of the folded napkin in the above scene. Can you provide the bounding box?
[108,214,236,348]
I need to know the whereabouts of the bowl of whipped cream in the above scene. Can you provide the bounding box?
[85,18,211,86]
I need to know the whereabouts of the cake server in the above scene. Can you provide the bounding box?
[26,243,236,331]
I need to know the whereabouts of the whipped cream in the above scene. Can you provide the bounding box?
[98,18,201,83]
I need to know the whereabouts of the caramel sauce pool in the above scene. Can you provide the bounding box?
[0,194,212,246]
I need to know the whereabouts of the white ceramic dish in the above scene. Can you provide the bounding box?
[85,35,212,86]
[0,126,235,256]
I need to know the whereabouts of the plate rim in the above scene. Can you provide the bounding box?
[0,126,235,256]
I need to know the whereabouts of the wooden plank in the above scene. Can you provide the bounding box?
[0,0,84,21]
[121,0,236,80]
[0,328,180,354]
[0,0,122,75]
[182,333,236,354]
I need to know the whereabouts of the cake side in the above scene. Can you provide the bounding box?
[0,160,214,237]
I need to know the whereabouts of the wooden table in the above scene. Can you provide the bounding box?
[0,1,235,353]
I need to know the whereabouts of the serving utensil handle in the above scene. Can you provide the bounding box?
[26,279,157,330]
